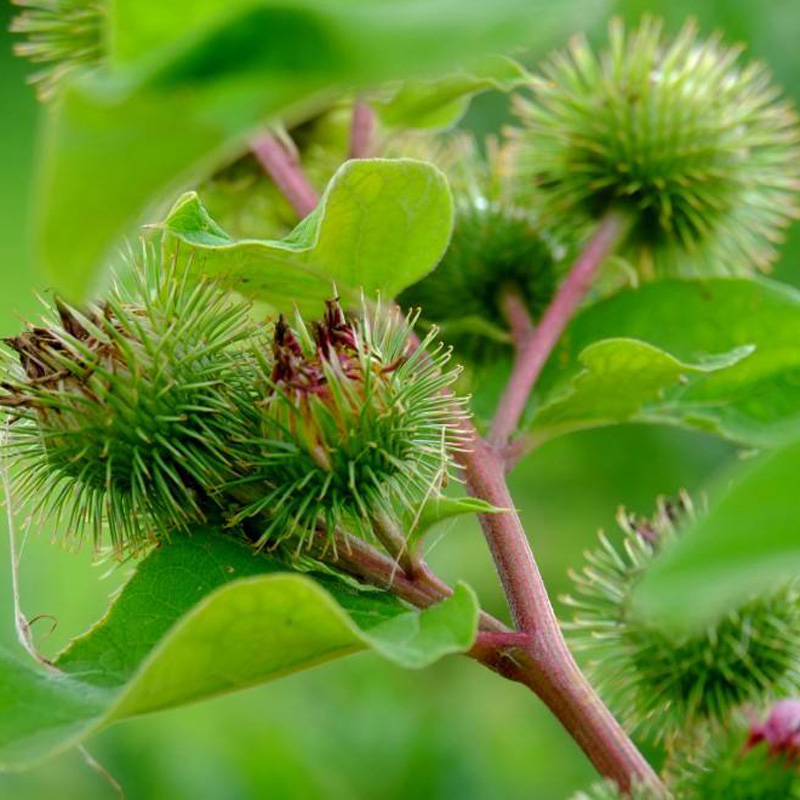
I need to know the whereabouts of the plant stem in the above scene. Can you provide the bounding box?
[488,210,629,448]
[251,132,318,219]
[308,515,663,794]
[349,99,376,159]
[498,285,534,349]
[456,426,663,794]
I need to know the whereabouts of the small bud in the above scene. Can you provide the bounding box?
[677,709,800,798]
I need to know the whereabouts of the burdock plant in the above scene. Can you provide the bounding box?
[10,0,105,100]
[5,8,800,800]
[563,496,800,742]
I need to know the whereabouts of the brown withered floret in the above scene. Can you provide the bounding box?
[0,301,117,411]
[269,299,367,404]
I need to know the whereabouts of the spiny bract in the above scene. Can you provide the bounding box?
[514,17,800,277]
[0,247,255,553]
[396,134,561,360]
[562,495,800,743]
[228,299,466,552]
[11,0,106,101]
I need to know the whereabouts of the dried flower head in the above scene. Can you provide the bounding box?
[0,246,255,553]
[11,0,107,101]
[514,17,800,277]
[563,494,800,742]
[229,299,467,552]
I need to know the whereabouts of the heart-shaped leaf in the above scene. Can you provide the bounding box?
[529,338,754,446]
[528,278,800,448]
[160,158,454,312]
[372,56,529,131]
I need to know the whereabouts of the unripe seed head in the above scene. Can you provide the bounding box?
[677,711,800,799]
[11,0,106,101]
[747,699,800,758]
[514,17,800,277]
[394,134,562,360]
[230,299,467,551]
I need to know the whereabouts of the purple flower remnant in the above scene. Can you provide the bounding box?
[747,700,800,760]
[269,299,379,404]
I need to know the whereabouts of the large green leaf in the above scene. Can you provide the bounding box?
[529,338,753,446]
[0,529,478,771]
[633,438,800,630]
[38,0,599,300]
[533,278,800,447]
[161,158,453,312]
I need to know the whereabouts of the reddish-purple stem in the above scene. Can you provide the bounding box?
[457,427,662,793]
[251,133,318,219]
[349,100,376,160]
[489,211,629,448]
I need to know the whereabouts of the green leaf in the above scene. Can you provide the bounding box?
[372,56,529,131]
[0,529,478,771]
[408,495,505,551]
[38,0,600,300]
[530,338,754,445]
[535,278,800,447]
[633,438,800,631]
[161,158,454,312]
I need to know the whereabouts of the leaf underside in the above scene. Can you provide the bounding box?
[0,529,478,771]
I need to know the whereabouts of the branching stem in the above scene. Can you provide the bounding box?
[456,424,663,793]
[489,210,630,448]
[264,159,656,794]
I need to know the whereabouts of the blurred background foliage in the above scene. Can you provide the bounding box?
[1,1,798,798]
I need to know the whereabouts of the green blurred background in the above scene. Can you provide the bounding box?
[1,1,799,798]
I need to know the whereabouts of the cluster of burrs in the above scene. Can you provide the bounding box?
[0,247,465,559]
